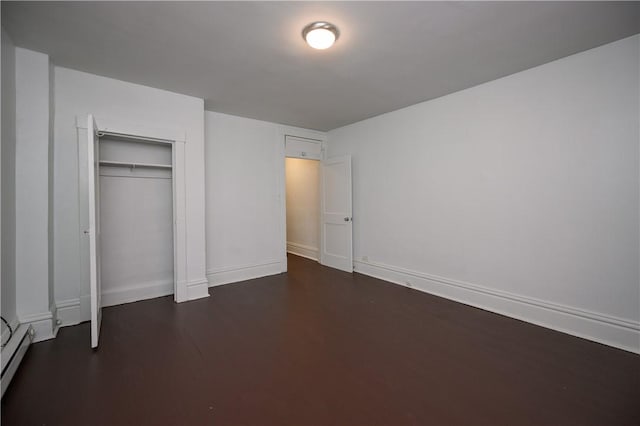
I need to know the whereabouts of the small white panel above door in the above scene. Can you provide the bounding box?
[285,135,322,160]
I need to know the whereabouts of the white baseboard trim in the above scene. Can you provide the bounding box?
[207,260,282,287]
[102,280,174,308]
[286,242,319,261]
[18,308,58,343]
[56,298,82,327]
[354,259,640,354]
[57,280,176,327]
[187,278,210,300]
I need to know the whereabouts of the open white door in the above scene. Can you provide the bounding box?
[320,155,353,272]
[87,115,102,348]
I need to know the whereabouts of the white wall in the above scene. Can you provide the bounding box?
[328,35,640,353]
[285,158,320,260]
[205,112,283,285]
[205,112,325,285]
[1,27,18,338]
[54,67,207,325]
[14,47,56,341]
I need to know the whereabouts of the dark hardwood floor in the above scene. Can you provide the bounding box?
[2,254,639,425]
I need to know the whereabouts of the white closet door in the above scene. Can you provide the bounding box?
[320,155,353,272]
[86,115,102,349]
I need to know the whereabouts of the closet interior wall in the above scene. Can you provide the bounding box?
[98,136,174,301]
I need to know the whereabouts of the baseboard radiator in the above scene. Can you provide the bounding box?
[1,324,34,397]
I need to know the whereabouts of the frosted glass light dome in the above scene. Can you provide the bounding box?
[302,22,340,50]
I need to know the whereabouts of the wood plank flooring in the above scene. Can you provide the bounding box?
[2,254,639,425]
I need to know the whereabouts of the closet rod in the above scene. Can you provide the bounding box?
[100,160,172,169]
[98,174,172,180]
[96,131,174,145]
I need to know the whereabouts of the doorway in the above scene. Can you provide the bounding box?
[285,157,320,261]
[281,133,353,273]
[284,135,322,263]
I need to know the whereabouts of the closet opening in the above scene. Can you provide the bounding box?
[96,134,175,305]
[284,135,322,264]
[80,115,189,348]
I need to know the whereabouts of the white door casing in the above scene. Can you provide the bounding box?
[77,115,191,330]
[278,128,327,273]
[320,155,353,273]
[87,114,102,348]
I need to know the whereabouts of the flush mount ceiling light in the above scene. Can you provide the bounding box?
[302,21,340,50]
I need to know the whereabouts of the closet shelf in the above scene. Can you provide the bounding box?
[99,160,172,169]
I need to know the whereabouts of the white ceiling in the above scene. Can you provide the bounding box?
[2,1,639,131]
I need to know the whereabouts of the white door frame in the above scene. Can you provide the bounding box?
[87,115,101,348]
[76,115,189,309]
[277,126,327,272]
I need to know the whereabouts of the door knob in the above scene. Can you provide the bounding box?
[344,217,351,222]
